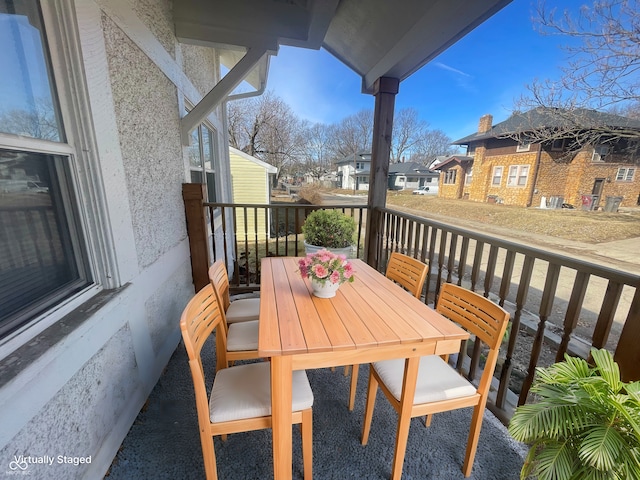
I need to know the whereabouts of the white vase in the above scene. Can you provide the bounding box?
[304,242,353,258]
[310,279,341,298]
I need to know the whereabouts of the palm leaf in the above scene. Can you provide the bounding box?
[530,440,577,480]
[578,424,627,471]
[591,349,622,392]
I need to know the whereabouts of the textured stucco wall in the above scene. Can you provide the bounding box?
[131,0,176,59]
[146,262,192,354]
[181,44,218,98]
[0,326,137,480]
[103,14,185,269]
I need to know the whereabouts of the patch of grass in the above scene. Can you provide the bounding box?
[386,191,640,244]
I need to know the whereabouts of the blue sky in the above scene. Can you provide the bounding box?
[265,0,585,143]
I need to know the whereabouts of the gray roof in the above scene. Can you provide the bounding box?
[453,107,640,145]
[389,161,434,175]
[335,151,372,166]
[432,155,474,171]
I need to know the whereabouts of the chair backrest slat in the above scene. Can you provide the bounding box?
[385,252,429,299]
[208,261,231,311]
[436,283,510,396]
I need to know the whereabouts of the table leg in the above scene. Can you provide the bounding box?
[271,356,293,480]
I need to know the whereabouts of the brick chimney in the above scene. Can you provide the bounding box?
[478,114,493,133]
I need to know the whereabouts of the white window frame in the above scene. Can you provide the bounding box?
[592,145,609,162]
[443,170,457,184]
[464,166,473,185]
[516,138,532,152]
[616,167,635,182]
[507,165,530,187]
[492,166,503,185]
[0,1,113,354]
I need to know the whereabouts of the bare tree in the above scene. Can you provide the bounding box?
[0,97,60,141]
[227,91,307,182]
[513,0,640,151]
[390,108,427,163]
[326,109,373,159]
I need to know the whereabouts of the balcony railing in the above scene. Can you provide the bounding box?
[182,184,640,422]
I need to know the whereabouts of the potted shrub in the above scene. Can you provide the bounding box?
[508,348,640,480]
[301,209,356,257]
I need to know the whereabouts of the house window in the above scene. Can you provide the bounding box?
[0,1,92,338]
[492,166,503,185]
[592,145,609,162]
[188,121,217,202]
[467,146,476,157]
[464,167,473,185]
[357,176,368,183]
[443,170,457,184]
[516,138,532,152]
[616,167,635,182]
[355,162,366,169]
[551,138,566,151]
[507,165,530,186]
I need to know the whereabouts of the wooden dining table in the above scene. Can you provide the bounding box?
[258,257,470,480]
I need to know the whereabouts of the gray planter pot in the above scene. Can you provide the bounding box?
[303,242,353,258]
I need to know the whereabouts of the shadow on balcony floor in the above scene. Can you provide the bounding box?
[106,338,526,479]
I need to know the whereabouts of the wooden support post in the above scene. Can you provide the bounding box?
[365,77,399,268]
[182,183,210,291]
[614,287,640,382]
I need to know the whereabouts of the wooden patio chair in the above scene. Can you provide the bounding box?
[208,260,260,324]
[180,284,313,480]
[360,282,509,479]
[208,261,261,370]
[346,252,429,410]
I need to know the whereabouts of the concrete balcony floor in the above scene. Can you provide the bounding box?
[106,338,526,479]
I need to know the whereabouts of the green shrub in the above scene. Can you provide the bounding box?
[301,209,356,249]
[508,348,640,480]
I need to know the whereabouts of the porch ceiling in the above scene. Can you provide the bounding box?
[172,0,512,93]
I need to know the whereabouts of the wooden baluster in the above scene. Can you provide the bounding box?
[242,206,249,286]
[407,220,415,256]
[284,207,290,254]
[274,207,280,256]
[556,271,590,362]
[468,335,482,381]
[446,233,458,283]
[497,255,534,409]
[221,206,230,268]
[615,288,640,382]
[435,230,448,298]
[591,280,624,350]
[457,237,470,287]
[470,241,485,292]
[264,207,270,258]
[520,262,561,405]
[483,245,499,298]
[498,250,516,307]
[425,226,436,304]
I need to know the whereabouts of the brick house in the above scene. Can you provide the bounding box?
[437,109,640,209]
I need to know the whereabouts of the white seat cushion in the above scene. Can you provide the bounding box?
[226,297,260,324]
[210,362,314,423]
[227,320,259,351]
[372,356,477,404]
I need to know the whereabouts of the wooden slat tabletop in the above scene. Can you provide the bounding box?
[259,257,467,357]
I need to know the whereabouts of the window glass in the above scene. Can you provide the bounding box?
[0,149,91,336]
[0,1,64,142]
[187,119,217,202]
[444,170,457,184]
[492,166,503,185]
[507,165,529,186]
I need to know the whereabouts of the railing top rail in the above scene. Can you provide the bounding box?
[206,202,368,209]
[378,206,640,286]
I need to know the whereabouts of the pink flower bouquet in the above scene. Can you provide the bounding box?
[298,249,355,286]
